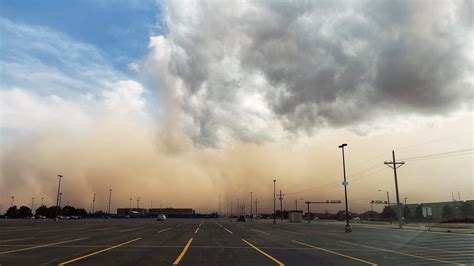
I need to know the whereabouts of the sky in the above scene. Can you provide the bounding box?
[0,0,472,214]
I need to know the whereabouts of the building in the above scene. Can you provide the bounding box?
[149,208,194,216]
[116,208,148,217]
[405,200,473,221]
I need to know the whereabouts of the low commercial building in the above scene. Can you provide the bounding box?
[149,208,194,215]
[116,208,148,217]
[405,200,473,221]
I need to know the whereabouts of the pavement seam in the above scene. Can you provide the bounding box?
[341,240,463,265]
[292,240,377,265]
[57,238,141,265]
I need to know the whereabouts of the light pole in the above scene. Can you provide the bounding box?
[273,179,276,224]
[56,174,63,218]
[250,192,253,221]
[108,189,112,216]
[92,193,96,213]
[404,197,408,206]
[129,197,132,209]
[338,143,351,233]
[295,198,303,211]
[10,196,14,207]
[237,198,240,215]
[59,192,63,209]
[31,197,35,213]
[378,189,391,224]
[41,197,44,206]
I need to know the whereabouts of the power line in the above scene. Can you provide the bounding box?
[403,151,473,162]
[400,148,474,161]
[396,131,473,151]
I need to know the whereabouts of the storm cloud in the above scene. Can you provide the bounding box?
[149,0,473,147]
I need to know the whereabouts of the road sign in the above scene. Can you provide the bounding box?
[326,200,342,203]
[342,181,348,186]
[370,200,387,204]
[422,207,432,217]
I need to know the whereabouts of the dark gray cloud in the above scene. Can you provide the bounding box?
[151,0,473,146]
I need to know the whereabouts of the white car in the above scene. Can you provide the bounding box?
[157,214,167,221]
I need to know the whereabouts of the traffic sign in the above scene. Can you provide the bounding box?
[422,207,432,217]
[370,200,387,204]
[326,200,342,203]
[342,181,348,186]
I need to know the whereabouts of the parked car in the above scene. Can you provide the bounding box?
[157,214,167,221]
[237,215,246,222]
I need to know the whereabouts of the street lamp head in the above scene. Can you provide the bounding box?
[273,179,276,182]
[58,174,63,177]
[338,143,348,148]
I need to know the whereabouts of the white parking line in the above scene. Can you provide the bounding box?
[93,227,116,231]
[251,228,270,235]
[224,228,233,234]
[176,221,192,227]
[158,227,173,233]
[277,229,305,236]
[119,227,145,233]
[0,237,34,243]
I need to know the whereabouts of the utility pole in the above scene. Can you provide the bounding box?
[295,198,303,211]
[339,143,352,233]
[56,174,63,218]
[306,201,310,223]
[384,150,404,229]
[278,190,285,220]
[255,198,258,219]
[92,193,96,213]
[237,198,240,215]
[108,189,112,215]
[273,179,276,224]
[250,192,253,221]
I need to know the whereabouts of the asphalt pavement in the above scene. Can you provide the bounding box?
[0,218,472,265]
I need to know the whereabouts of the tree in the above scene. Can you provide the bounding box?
[460,202,473,219]
[442,205,454,220]
[18,206,32,218]
[382,206,396,220]
[403,205,412,220]
[46,206,60,218]
[75,208,87,217]
[35,205,48,217]
[6,206,19,218]
[62,206,76,216]
[414,204,424,221]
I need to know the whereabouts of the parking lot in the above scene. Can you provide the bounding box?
[0,218,472,265]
